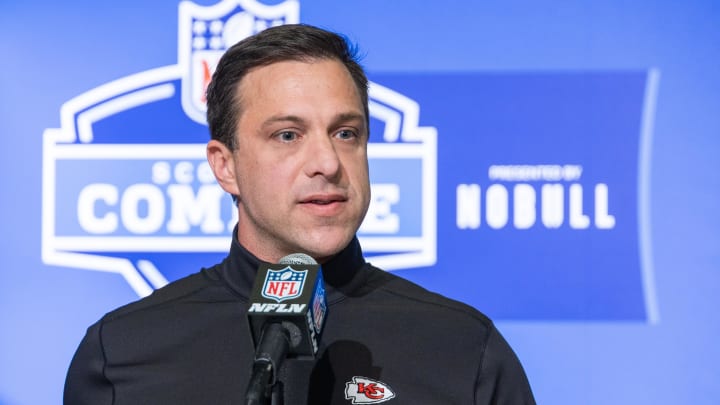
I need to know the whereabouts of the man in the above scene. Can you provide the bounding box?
[65,24,535,404]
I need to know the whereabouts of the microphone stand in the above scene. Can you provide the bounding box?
[245,323,291,405]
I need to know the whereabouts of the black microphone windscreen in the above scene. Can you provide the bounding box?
[247,253,327,357]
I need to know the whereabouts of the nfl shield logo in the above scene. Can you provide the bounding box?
[178,0,300,124]
[262,267,307,302]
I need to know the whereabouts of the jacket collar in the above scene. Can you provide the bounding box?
[218,230,368,304]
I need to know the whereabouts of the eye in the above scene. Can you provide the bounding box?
[335,129,358,141]
[275,131,298,142]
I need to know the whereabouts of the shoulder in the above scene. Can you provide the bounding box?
[357,266,536,402]
[100,266,226,324]
[359,263,494,331]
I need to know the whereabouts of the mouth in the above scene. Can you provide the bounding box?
[300,196,347,205]
[300,194,348,206]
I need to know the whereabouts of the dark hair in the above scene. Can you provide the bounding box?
[206,24,369,150]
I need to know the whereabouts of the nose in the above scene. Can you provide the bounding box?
[303,133,341,180]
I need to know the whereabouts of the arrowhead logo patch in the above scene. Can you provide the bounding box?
[344,376,395,404]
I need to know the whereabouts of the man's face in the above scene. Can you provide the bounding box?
[214,59,370,263]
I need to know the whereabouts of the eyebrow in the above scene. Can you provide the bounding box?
[331,112,366,128]
[260,112,367,131]
[260,114,305,130]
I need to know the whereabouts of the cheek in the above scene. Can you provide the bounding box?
[234,162,260,200]
[351,159,371,201]
[356,153,370,184]
[241,162,293,199]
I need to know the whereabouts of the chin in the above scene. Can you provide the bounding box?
[303,245,342,263]
[299,234,353,263]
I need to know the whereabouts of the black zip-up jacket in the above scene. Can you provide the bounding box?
[64,236,535,404]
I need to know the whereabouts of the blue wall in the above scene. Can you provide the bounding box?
[1,1,718,404]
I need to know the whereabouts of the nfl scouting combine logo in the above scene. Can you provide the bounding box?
[41,0,437,297]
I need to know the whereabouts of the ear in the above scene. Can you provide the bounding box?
[206,139,240,196]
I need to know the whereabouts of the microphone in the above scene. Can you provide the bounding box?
[245,253,328,404]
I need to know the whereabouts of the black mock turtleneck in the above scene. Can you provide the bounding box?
[65,236,535,404]
[218,234,369,306]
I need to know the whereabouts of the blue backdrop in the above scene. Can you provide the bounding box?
[1,0,719,404]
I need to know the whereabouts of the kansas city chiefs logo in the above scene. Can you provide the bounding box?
[344,376,395,404]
